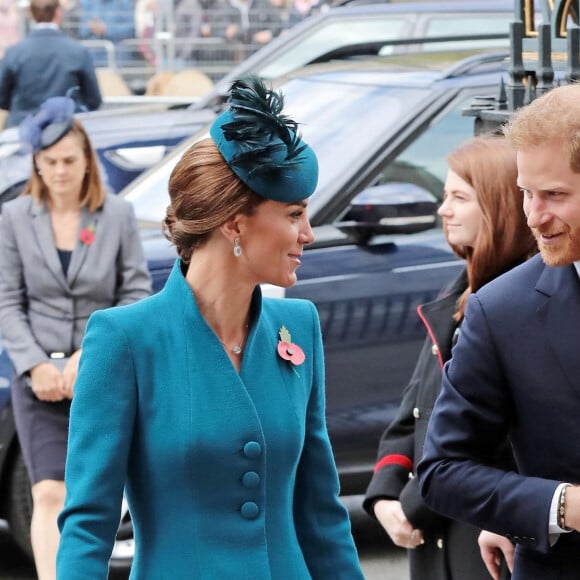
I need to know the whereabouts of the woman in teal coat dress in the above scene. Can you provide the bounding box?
[56,76,364,579]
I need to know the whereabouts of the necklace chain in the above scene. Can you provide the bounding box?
[216,324,249,355]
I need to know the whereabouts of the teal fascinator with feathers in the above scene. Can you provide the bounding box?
[210,76,318,203]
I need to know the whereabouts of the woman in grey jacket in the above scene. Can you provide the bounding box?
[0,96,151,579]
[363,136,537,580]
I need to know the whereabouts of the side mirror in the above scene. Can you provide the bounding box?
[337,182,438,244]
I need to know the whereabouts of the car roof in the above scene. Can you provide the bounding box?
[327,1,513,15]
[272,51,509,88]
[124,51,507,226]
[199,0,514,106]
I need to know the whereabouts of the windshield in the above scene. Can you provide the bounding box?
[125,76,431,224]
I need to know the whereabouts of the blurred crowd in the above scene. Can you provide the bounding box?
[0,0,337,72]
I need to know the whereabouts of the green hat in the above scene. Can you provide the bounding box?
[210,76,318,203]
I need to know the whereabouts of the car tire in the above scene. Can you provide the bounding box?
[5,445,134,570]
[6,447,33,559]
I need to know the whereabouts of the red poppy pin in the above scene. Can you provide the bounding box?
[277,325,305,377]
[79,224,96,246]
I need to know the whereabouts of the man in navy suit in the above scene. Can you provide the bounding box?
[417,83,580,579]
[0,0,102,128]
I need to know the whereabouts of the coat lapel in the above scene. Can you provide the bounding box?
[535,263,580,397]
[30,200,69,292]
[67,206,100,286]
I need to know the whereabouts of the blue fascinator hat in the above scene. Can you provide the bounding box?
[209,76,318,203]
[19,96,75,153]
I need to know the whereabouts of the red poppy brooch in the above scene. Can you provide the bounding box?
[79,224,96,246]
[277,325,305,377]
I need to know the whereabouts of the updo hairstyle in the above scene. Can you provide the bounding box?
[163,138,264,263]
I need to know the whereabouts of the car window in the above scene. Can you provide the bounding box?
[126,77,432,224]
[257,17,412,79]
[280,77,431,216]
[422,15,510,52]
[371,92,490,204]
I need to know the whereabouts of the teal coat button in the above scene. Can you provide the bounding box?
[242,471,260,488]
[241,502,259,519]
[243,441,262,458]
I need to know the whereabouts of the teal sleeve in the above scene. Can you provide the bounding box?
[57,309,136,579]
[293,302,364,579]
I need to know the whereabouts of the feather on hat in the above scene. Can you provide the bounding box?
[210,76,318,202]
[19,96,75,153]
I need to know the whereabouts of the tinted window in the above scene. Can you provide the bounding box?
[422,15,510,51]
[127,77,431,223]
[257,17,412,78]
[372,92,491,204]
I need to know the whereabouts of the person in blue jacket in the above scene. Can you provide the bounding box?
[418,83,580,579]
[0,0,102,127]
[79,0,136,66]
[56,76,364,579]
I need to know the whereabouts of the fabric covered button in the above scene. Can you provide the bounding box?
[242,471,260,488]
[243,441,262,458]
[241,502,259,519]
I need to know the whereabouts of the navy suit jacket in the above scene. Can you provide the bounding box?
[0,28,102,127]
[418,253,580,579]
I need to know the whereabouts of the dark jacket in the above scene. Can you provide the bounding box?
[364,270,511,580]
[419,254,580,579]
[0,28,102,127]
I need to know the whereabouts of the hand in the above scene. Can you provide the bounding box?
[253,30,274,44]
[478,530,514,580]
[62,349,82,399]
[29,361,67,402]
[374,499,424,549]
[225,24,239,40]
[563,485,580,532]
[88,18,107,37]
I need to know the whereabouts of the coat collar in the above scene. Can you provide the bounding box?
[30,196,102,290]
[417,269,467,368]
[161,259,265,377]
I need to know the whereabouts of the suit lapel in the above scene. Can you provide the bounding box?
[67,206,100,286]
[536,263,580,397]
[30,201,69,292]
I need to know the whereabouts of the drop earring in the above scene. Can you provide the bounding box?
[233,237,242,257]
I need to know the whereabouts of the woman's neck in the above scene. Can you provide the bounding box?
[185,251,254,341]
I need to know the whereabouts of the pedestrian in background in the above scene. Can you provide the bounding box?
[79,0,136,67]
[364,135,537,580]
[0,96,151,580]
[0,0,102,128]
[418,83,580,579]
[0,0,21,60]
[56,76,364,579]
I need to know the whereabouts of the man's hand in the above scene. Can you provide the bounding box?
[374,499,424,549]
[478,530,514,580]
[88,18,107,37]
[563,485,580,532]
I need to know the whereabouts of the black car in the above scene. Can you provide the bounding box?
[0,51,508,565]
[0,0,513,207]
